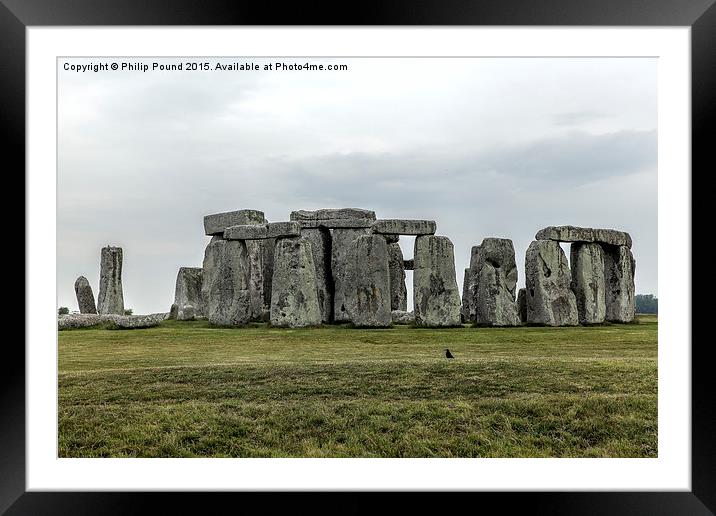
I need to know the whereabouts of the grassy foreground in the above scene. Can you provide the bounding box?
[58,315,657,458]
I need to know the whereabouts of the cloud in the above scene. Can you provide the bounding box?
[57,57,657,314]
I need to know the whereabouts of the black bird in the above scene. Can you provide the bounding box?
[445,348,454,359]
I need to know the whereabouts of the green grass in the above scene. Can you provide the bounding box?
[58,315,657,458]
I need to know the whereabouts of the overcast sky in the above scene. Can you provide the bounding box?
[58,57,657,314]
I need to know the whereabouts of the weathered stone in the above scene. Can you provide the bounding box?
[302,227,333,323]
[294,218,375,229]
[97,246,124,315]
[224,222,301,240]
[173,267,204,321]
[536,225,632,248]
[247,237,275,322]
[570,243,606,324]
[204,209,265,236]
[74,276,97,314]
[461,246,483,323]
[403,259,414,270]
[291,208,376,221]
[603,245,636,323]
[270,237,322,328]
[517,288,527,323]
[383,234,400,244]
[461,268,472,323]
[201,238,251,326]
[58,313,102,330]
[291,208,376,229]
[413,236,462,327]
[372,219,436,236]
[58,312,167,330]
[346,235,392,327]
[525,240,578,326]
[332,227,372,322]
[391,310,415,325]
[169,303,178,320]
[211,212,272,321]
[473,238,520,326]
[387,242,407,311]
[102,313,167,329]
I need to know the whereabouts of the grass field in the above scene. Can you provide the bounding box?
[58,315,657,458]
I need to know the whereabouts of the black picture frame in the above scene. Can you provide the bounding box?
[5,1,713,513]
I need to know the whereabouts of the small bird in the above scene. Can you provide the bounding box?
[445,348,454,359]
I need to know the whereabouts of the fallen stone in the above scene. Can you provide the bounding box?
[58,313,167,330]
[473,238,520,326]
[270,237,322,328]
[570,243,606,324]
[388,242,407,311]
[204,209,265,236]
[173,267,204,321]
[517,288,527,323]
[391,310,415,325]
[332,227,372,322]
[58,313,103,330]
[302,227,333,323]
[224,221,301,240]
[74,276,97,314]
[201,238,252,326]
[536,225,632,248]
[603,245,636,323]
[346,235,392,327]
[524,240,578,326]
[97,246,125,315]
[372,219,436,235]
[403,259,414,270]
[103,313,167,329]
[413,235,462,327]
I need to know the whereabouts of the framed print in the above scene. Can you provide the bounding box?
[5,0,715,513]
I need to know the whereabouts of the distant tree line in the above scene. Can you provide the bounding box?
[635,294,658,314]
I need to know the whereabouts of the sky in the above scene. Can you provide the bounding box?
[58,57,657,314]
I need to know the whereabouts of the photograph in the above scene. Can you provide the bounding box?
[56,55,658,459]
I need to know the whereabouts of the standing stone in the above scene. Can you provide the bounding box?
[461,268,472,323]
[203,209,270,321]
[74,276,97,314]
[570,243,606,324]
[517,288,527,323]
[246,237,275,322]
[346,235,392,327]
[413,236,462,327]
[461,246,482,323]
[603,245,636,323]
[173,267,204,321]
[270,237,322,328]
[473,238,520,326]
[302,227,333,323]
[332,227,372,322]
[201,238,251,326]
[387,242,407,311]
[97,246,124,315]
[524,240,578,326]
